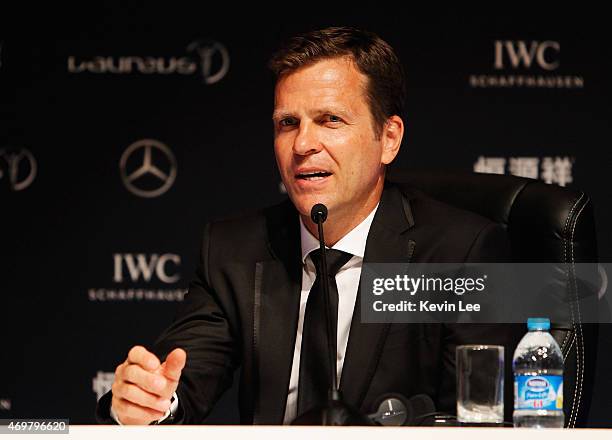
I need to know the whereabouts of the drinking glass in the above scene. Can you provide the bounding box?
[456,344,504,424]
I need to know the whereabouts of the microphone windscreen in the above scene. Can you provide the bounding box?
[310,203,328,223]
[406,394,436,426]
[368,393,437,426]
[369,393,412,426]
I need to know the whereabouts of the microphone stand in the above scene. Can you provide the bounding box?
[315,206,341,404]
[291,204,371,426]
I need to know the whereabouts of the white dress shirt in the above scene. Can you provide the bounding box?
[111,205,378,425]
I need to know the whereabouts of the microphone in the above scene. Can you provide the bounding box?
[368,394,413,426]
[292,204,371,425]
[368,393,453,426]
[310,203,328,223]
[405,394,436,425]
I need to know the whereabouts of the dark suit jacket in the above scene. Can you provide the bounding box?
[97,183,523,424]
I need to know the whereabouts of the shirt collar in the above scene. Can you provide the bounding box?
[300,204,379,263]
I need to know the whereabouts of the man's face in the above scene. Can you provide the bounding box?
[273,57,397,221]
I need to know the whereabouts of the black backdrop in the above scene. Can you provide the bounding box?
[2,7,611,426]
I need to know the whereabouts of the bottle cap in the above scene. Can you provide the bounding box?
[527,317,550,331]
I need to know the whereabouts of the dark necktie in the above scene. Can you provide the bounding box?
[297,248,353,416]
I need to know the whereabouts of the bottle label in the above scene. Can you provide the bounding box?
[514,375,563,411]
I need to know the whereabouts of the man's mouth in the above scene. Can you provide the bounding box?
[295,171,333,181]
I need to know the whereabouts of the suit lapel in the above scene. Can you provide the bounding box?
[340,185,416,407]
[254,201,302,424]
[253,186,417,421]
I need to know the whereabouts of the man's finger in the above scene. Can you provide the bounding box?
[122,364,167,396]
[127,345,160,371]
[112,396,166,425]
[112,382,171,413]
[161,348,186,381]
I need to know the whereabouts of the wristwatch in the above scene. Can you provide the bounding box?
[151,392,177,425]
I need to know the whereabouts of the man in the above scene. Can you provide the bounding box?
[97,27,519,425]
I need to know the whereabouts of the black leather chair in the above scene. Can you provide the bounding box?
[388,168,599,427]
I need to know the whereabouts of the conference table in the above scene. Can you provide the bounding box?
[8,426,610,439]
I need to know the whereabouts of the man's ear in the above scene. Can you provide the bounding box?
[380,115,404,165]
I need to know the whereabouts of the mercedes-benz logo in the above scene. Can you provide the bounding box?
[0,147,37,191]
[119,139,177,198]
[187,40,230,85]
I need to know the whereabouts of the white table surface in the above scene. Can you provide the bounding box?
[9,425,609,440]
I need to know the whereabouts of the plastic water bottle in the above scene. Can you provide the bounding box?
[513,318,564,428]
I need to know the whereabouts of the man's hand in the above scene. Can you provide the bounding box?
[111,346,187,425]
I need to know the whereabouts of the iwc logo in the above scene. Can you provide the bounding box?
[92,371,115,400]
[119,139,177,198]
[88,253,185,302]
[469,40,584,89]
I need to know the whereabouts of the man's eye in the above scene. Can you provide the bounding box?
[279,118,297,127]
[326,114,342,123]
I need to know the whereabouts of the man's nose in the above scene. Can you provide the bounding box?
[293,122,322,156]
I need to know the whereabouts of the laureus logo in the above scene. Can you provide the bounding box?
[0,147,37,191]
[186,39,230,85]
[67,39,230,85]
